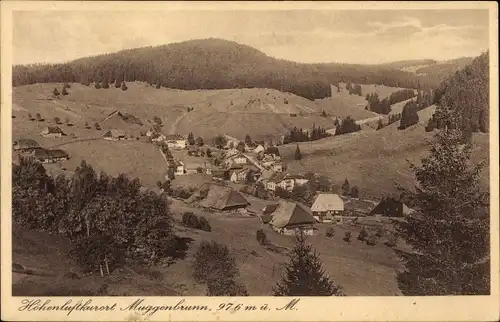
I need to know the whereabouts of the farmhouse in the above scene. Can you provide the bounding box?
[40,126,66,138]
[230,168,249,183]
[165,134,187,150]
[224,153,248,167]
[170,160,185,176]
[268,201,316,236]
[13,139,41,152]
[369,197,415,217]
[32,149,69,163]
[103,129,127,141]
[196,183,250,211]
[311,193,344,223]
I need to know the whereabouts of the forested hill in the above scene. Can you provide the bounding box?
[431,51,489,133]
[15,38,446,99]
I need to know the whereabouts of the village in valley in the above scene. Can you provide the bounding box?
[9,8,491,299]
[14,106,412,240]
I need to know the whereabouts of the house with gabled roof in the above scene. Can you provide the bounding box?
[193,183,250,211]
[268,200,316,236]
[32,148,69,163]
[13,139,42,152]
[369,197,415,218]
[165,134,186,149]
[40,126,66,138]
[311,193,344,223]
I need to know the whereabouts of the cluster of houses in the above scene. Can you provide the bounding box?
[13,138,70,164]
[257,193,415,236]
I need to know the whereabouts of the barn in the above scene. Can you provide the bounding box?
[268,201,316,236]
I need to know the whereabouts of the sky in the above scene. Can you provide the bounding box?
[12,9,490,65]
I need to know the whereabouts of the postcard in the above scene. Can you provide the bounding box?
[1,1,499,321]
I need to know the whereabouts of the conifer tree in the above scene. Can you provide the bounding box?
[62,87,69,96]
[394,125,489,295]
[53,88,60,97]
[274,231,344,296]
[294,145,302,160]
[341,179,350,196]
[187,132,195,146]
[102,77,110,89]
[245,134,252,147]
[121,82,127,91]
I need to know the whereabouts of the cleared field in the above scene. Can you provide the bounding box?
[14,83,410,142]
[44,139,167,188]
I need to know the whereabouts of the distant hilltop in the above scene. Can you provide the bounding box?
[13,38,478,100]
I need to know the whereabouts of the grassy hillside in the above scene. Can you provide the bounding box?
[12,197,403,296]
[15,82,386,142]
[315,82,404,120]
[416,57,475,77]
[279,106,489,198]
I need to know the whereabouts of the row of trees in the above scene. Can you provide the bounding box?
[13,158,179,272]
[334,116,361,136]
[388,89,416,105]
[283,124,331,144]
[366,92,392,114]
[346,82,362,96]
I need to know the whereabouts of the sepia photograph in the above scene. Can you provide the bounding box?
[1,1,499,321]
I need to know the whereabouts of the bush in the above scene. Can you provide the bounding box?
[375,228,385,238]
[172,187,193,199]
[256,229,268,245]
[343,231,352,243]
[193,241,238,283]
[182,212,211,232]
[357,228,368,241]
[365,235,377,246]
[385,234,398,247]
[198,216,212,232]
[326,227,335,238]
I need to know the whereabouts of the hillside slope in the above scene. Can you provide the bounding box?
[279,106,489,198]
[13,82,341,142]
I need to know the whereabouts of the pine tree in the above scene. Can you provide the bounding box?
[341,179,350,196]
[349,186,359,198]
[53,88,60,97]
[274,231,344,296]
[245,134,252,147]
[62,87,69,96]
[102,77,110,89]
[294,145,302,160]
[121,82,127,91]
[394,126,489,295]
[187,132,195,146]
